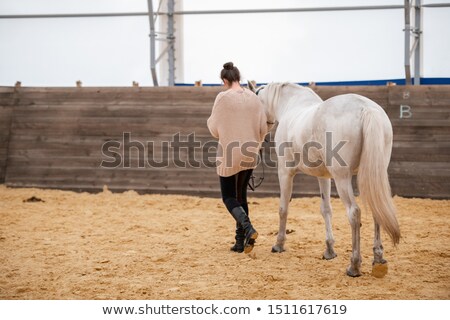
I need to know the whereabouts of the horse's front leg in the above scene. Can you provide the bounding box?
[272,168,294,253]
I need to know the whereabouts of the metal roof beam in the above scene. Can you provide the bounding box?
[2,4,449,19]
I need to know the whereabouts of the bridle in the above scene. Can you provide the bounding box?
[248,86,274,190]
[256,86,276,126]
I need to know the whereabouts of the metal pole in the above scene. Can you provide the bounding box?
[1,5,419,20]
[167,0,175,86]
[147,0,159,86]
[422,3,450,8]
[414,0,422,85]
[173,5,405,15]
[404,0,412,85]
[2,4,450,19]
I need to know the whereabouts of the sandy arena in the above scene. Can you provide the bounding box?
[0,185,449,300]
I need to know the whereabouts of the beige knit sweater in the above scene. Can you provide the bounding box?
[207,88,268,177]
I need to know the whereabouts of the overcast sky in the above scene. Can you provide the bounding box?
[0,0,449,86]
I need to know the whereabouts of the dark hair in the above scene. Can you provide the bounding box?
[220,62,240,84]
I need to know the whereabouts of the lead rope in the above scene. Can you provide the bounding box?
[248,149,265,191]
[248,137,270,191]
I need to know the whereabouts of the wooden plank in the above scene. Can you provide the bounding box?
[390,179,450,199]
[428,86,450,107]
[393,134,450,142]
[9,122,211,136]
[0,105,12,183]
[7,175,447,199]
[11,104,213,118]
[391,119,450,127]
[385,107,450,120]
[392,141,450,150]
[392,126,450,137]
[390,153,450,162]
[9,87,220,106]
[388,85,432,107]
[11,115,210,125]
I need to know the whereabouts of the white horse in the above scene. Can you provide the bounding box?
[250,82,400,277]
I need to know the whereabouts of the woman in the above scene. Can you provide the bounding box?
[207,62,268,253]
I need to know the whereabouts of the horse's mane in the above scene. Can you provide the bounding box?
[265,82,312,95]
[264,82,320,111]
[272,82,318,94]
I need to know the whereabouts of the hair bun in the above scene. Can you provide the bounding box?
[223,62,234,70]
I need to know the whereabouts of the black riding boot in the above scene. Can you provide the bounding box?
[230,206,258,253]
[230,222,245,253]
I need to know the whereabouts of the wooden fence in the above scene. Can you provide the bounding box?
[0,85,449,198]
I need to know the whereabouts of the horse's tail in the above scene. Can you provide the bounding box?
[357,107,400,245]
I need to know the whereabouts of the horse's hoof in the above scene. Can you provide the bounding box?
[372,261,388,278]
[271,245,285,253]
[346,267,362,277]
[322,251,337,260]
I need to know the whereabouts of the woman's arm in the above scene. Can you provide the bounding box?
[258,102,269,142]
[207,93,225,139]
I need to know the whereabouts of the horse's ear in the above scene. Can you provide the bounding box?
[247,80,257,93]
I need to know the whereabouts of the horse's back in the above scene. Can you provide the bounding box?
[312,94,390,175]
[320,93,384,114]
[320,93,392,139]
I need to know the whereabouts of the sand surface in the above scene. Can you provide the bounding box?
[0,185,449,300]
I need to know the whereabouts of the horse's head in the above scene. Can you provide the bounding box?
[248,81,280,131]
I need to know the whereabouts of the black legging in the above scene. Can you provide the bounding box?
[220,169,253,215]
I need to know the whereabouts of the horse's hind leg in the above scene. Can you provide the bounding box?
[318,178,337,260]
[335,176,362,277]
[372,221,388,278]
[373,222,386,264]
[272,169,294,253]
